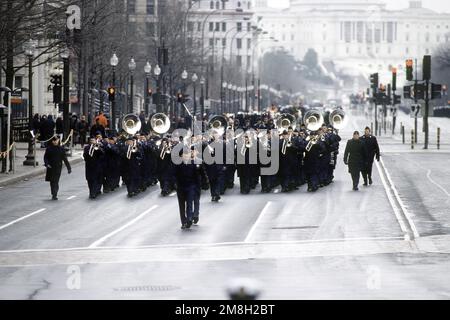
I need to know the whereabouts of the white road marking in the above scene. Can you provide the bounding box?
[0,209,46,231]
[376,158,420,239]
[169,192,177,197]
[244,201,272,243]
[89,205,159,248]
[0,237,415,267]
[67,196,77,200]
[426,170,450,197]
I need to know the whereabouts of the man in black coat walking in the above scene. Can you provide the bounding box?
[174,148,209,229]
[44,137,71,200]
[361,127,380,186]
[343,131,368,191]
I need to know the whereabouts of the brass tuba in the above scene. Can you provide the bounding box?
[329,109,347,130]
[150,113,171,135]
[122,114,142,136]
[208,115,228,135]
[303,110,324,132]
[276,113,296,134]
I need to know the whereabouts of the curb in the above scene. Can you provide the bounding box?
[0,157,84,188]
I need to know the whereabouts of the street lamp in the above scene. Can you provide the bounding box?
[23,39,37,166]
[192,73,198,118]
[181,69,188,80]
[110,53,119,131]
[228,83,233,113]
[128,58,136,114]
[232,85,237,113]
[153,65,162,112]
[60,47,71,149]
[144,61,152,116]
[200,76,206,119]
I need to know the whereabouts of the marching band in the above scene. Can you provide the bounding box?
[79,106,347,228]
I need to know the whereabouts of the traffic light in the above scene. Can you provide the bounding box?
[392,68,397,91]
[404,85,412,99]
[406,59,414,81]
[414,83,425,100]
[393,94,401,105]
[107,87,116,102]
[50,74,62,104]
[370,73,379,90]
[423,55,431,81]
[431,83,442,100]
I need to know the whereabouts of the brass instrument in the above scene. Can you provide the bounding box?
[122,114,142,136]
[126,139,139,160]
[208,115,228,135]
[281,133,292,155]
[276,113,296,134]
[329,108,347,130]
[303,109,324,132]
[88,139,102,157]
[305,133,324,152]
[159,140,172,160]
[150,113,171,135]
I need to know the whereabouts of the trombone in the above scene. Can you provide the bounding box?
[126,139,139,159]
[88,138,102,157]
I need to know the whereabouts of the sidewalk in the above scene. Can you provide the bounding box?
[0,142,84,187]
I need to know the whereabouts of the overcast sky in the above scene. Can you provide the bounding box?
[268,0,450,13]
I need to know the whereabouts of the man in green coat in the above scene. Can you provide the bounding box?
[343,131,368,191]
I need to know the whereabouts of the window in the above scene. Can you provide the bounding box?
[344,22,351,43]
[247,22,251,31]
[237,55,242,67]
[127,0,136,13]
[237,22,242,32]
[236,38,242,49]
[237,1,241,8]
[425,33,430,42]
[210,1,214,9]
[247,38,251,49]
[222,1,226,9]
[146,22,156,37]
[197,22,202,32]
[222,22,227,32]
[222,38,226,47]
[387,22,394,43]
[248,2,251,9]
[356,22,363,43]
[247,56,251,67]
[146,0,155,15]
[128,22,137,34]
[216,1,220,10]
[215,22,220,32]
[187,22,194,32]
[209,38,214,48]
[209,22,214,32]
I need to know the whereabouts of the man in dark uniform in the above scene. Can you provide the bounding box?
[44,137,72,200]
[279,130,297,192]
[361,127,380,186]
[344,131,368,191]
[83,137,105,199]
[174,148,209,229]
[205,134,226,202]
[103,136,121,193]
[123,137,144,197]
[327,126,341,184]
[304,131,322,192]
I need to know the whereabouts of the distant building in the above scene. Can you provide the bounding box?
[255,0,450,84]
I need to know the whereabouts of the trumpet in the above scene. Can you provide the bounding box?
[126,139,139,160]
[88,139,102,157]
[281,133,292,155]
[160,140,172,160]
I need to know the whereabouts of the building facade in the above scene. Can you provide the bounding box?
[255,0,450,85]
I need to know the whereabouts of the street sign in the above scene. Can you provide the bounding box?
[410,105,421,118]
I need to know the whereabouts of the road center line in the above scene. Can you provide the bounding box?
[89,205,159,248]
[0,209,46,231]
[67,196,77,200]
[244,201,272,243]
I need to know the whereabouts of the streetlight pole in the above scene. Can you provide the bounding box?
[154,64,162,113]
[110,53,119,131]
[144,61,152,116]
[23,39,37,166]
[200,76,205,120]
[128,58,136,114]
[61,48,70,143]
[192,73,198,118]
